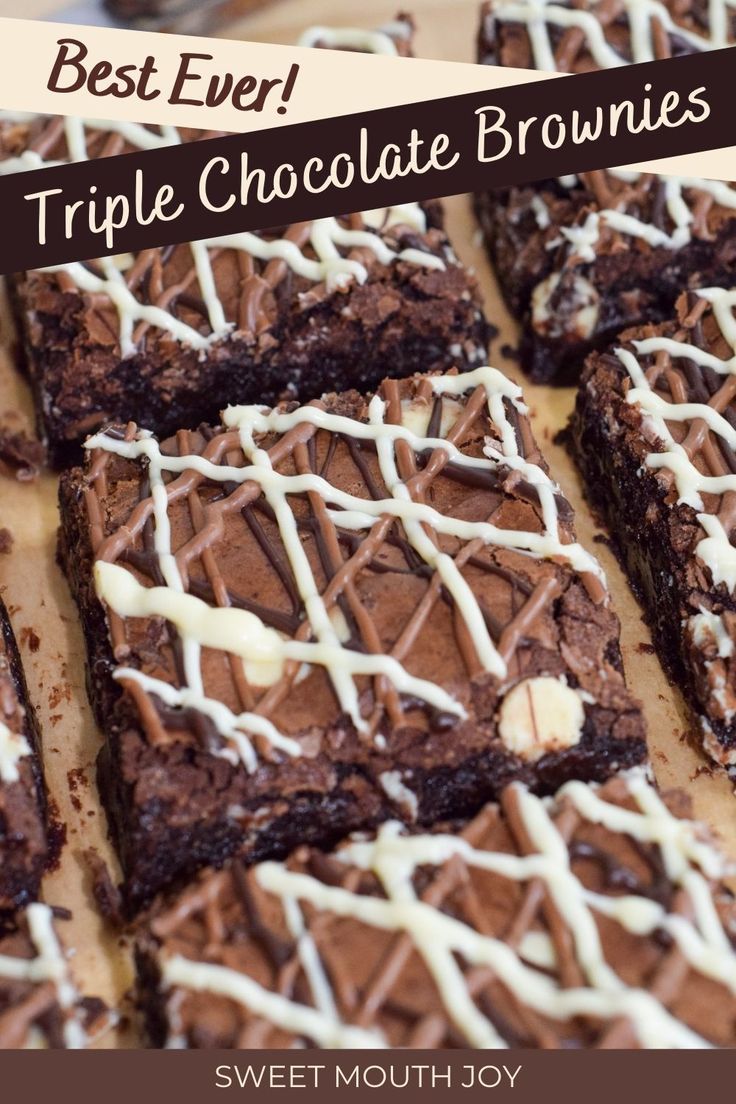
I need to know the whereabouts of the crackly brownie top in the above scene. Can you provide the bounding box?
[0,904,110,1048]
[592,287,736,755]
[76,367,641,787]
[139,768,736,1049]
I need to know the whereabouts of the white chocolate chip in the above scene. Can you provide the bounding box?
[531,273,600,341]
[498,676,585,761]
[400,396,463,438]
[688,607,734,658]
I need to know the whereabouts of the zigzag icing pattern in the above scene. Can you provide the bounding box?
[560,177,736,260]
[161,768,736,1049]
[89,367,605,772]
[485,0,736,258]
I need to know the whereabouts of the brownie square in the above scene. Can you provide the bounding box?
[0,903,109,1048]
[59,367,645,911]
[475,0,736,383]
[0,601,47,916]
[571,286,736,773]
[135,769,736,1049]
[2,19,492,468]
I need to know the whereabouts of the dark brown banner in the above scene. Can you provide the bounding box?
[0,46,733,274]
[1,1049,731,1103]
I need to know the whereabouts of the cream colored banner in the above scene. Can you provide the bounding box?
[0,15,732,180]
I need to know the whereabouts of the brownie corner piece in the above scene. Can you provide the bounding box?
[570,286,736,772]
[4,105,491,468]
[59,366,645,910]
[0,601,47,915]
[473,0,736,384]
[0,903,110,1048]
[135,767,736,1049]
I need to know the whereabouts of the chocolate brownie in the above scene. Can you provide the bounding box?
[58,367,645,911]
[0,601,47,916]
[1,20,492,469]
[135,768,736,1049]
[475,0,736,383]
[571,287,736,773]
[0,903,110,1048]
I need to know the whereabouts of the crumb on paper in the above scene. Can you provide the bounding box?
[84,848,124,927]
[20,626,40,653]
[67,769,84,813]
[49,683,72,709]
[500,342,520,362]
[0,426,44,482]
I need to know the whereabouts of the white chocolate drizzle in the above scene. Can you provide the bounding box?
[0,111,443,356]
[0,904,89,1048]
[689,607,735,658]
[558,177,736,262]
[379,770,419,820]
[297,19,413,56]
[0,718,30,785]
[617,287,736,593]
[163,955,387,1048]
[161,769,736,1049]
[89,367,604,772]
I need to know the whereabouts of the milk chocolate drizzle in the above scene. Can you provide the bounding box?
[146,769,736,1049]
[82,368,607,772]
